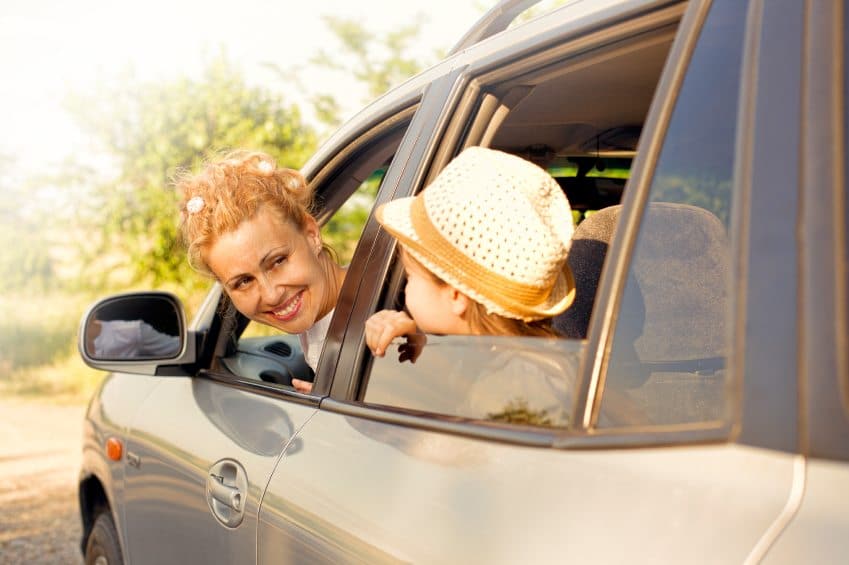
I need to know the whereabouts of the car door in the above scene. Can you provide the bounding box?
[120,372,317,564]
[257,1,802,562]
[118,80,448,564]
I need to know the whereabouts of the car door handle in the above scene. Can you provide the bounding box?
[208,473,243,511]
[206,459,248,527]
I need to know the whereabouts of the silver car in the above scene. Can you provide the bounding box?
[78,0,849,563]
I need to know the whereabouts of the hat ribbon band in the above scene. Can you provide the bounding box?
[409,195,557,307]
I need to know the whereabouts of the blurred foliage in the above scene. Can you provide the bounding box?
[320,168,385,264]
[0,155,58,292]
[315,14,429,100]
[0,290,101,402]
[651,173,731,227]
[65,53,318,291]
[3,16,438,401]
[487,398,554,427]
[267,13,435,130]
[0,292,89,373]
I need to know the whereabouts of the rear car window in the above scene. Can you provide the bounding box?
[597,0,748,428]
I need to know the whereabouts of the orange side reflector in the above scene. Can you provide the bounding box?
[106,437,123,461]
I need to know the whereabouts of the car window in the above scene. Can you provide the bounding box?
[366,335,581,427]
[222,112,415,388]
[360,10,683,428]
[596,0,748,429]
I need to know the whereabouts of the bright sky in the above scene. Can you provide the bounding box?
[0,0,487,177]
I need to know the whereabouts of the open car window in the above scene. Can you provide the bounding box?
[365,330,581,428]
[357,9,681,427]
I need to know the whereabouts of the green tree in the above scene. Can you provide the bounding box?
[66,53,318,289]
[314,14,429,101]
[269,13,435,130]
[262,13,439,263]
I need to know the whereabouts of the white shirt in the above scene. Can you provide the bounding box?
[299,309,334,371]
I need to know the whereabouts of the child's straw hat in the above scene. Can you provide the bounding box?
[376,146,575,321]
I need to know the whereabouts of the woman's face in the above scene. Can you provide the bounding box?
[205,206,333,335]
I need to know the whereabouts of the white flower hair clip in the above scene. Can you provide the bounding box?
[257,160,273,174]
[186,196,205,214]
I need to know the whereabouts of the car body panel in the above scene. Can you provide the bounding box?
[797,0,849,462]
[120,377,316,564]
[259,410,795,563]
[763,459,849,563]
[80,373,161,559]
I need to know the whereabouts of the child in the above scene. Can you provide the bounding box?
[366,146,575,358]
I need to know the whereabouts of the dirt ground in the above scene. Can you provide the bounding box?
[0,397,87,564]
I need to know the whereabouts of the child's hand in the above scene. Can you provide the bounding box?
[365,310,419,358]
[397,332,426,364]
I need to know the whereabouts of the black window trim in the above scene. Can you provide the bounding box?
[310,106,418,225]
[322,67,470,400]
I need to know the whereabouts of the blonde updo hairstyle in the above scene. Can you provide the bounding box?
[176,150,316,278]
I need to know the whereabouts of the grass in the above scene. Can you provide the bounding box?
[0,284,213,404]
[0,291,110,404]
[0,352,106,405]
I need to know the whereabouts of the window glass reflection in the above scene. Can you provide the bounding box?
[365,335,581,428]
[598,0,747,428]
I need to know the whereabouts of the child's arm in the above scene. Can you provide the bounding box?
[291,311,418,394]
[365,310,418,357]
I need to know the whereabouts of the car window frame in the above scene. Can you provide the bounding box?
[313,67,470,401]
[322,1,715,447]
[571,0,810,453]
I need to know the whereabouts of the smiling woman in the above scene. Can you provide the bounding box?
[176,150,346,390]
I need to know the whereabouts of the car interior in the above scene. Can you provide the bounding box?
[481,25,675,216]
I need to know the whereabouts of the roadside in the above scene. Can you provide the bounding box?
[0,396,87,564]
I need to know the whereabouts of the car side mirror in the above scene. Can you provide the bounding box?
[79,291,196,375]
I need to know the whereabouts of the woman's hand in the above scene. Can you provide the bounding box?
[291,379,313,394]
[365,310,419,358]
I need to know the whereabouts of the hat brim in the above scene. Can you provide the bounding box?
[376,197,575,322]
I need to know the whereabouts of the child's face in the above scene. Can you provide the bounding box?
[401,251,469,335]
[205,206,332,335]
